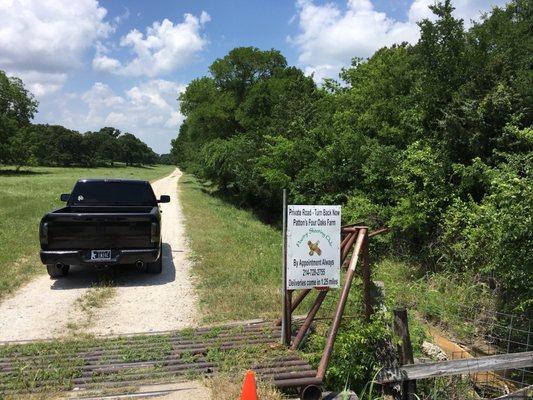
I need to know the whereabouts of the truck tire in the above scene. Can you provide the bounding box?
[46,264,70,278]
[146,246,163,274]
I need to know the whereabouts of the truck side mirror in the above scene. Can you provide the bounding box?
[158,195,170,203]
[60,193,70,202]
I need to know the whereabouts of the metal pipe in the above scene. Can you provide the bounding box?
[343,226,389,236]
[268,370,317,380]
[362,231,373,321]
[300,384,323,400]
[316,228,367,380]
[275,289,312,326]
[284,289,293,345]
[254,365,313,376]
[341,232,358,263]
[274,377,323,388]
[341,221,364,229]
[291,290,328,350]
[281,189,288,344]
[340,232,353,248]
[341,226,368,232]
[368,226,389,237]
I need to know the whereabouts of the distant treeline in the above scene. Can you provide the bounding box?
[172,0,532,313]
[0,72,165,168]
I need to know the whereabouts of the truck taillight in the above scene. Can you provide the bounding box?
[151,222,160,243]
[40,222,48,245]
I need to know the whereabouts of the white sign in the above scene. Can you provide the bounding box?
[286,205,341,289]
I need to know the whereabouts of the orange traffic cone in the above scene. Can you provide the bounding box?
[240,370,258,400]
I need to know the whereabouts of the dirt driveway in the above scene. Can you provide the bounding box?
[0,168,199,341]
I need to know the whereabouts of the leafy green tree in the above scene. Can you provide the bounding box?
[0,70,38,164]
[98,126,121,138]
[158,153,173,165]
[7,128,33,169]
[415,0,468,130]
[210,47,287,102]
[117,133,157,166]
[0,70,38,126]
[0,115,18,164]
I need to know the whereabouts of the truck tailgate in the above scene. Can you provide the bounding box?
[44,210,157,250]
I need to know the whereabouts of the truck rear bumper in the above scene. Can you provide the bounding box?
[40,248,160,266]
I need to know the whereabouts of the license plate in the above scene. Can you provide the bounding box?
[91,250,112,261]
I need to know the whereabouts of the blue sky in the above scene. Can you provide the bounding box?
[0,0,508,153]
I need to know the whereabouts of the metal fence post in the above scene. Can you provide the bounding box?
[281,189,290,345]
[362,233,373,321]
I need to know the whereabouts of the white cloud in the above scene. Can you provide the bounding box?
[104,111,128,126]
[409,0,507,26]
[303,64,339,83]
[291,0,509,82]
[165,111,185,128]
[11,71,68,97]
[82,82,125,110]
[291,0,419,80]
[0,0,112,95]
[98,11,211,77]
[92,41,122,72]
[92,55,122,73]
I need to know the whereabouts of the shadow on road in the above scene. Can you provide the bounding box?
[50,243,176,290]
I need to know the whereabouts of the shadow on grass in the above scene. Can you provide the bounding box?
[184,175,282,227]
[77,164,157,170]
[122,164,157,170]
[0,164,161,176]
[0,169,49,176]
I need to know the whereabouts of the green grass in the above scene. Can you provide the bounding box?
[67,280,117,332]
[374,259,494,341]
[178,174,282,323]
[0,164,174,299]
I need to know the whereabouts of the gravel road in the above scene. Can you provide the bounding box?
[0,168,199,342]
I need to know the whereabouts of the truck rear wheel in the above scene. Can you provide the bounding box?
[146,246,163,274]
[46,264,70,278]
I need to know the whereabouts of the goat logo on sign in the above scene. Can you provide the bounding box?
[307,240,321,256]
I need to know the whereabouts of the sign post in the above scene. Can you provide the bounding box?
[281,190,289,345]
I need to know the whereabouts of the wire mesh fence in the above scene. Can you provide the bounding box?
[433,304,532,399]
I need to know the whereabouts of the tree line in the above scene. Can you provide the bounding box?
[171,0,532,314]
[0,72,162,168]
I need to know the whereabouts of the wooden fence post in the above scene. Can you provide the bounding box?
[393,308,416,400]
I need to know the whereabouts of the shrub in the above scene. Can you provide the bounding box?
[305,313,391,390]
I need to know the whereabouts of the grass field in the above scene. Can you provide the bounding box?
[0,165,174,299]
[178,174,283,323]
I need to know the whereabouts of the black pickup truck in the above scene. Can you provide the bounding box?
[39,179,170,278]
